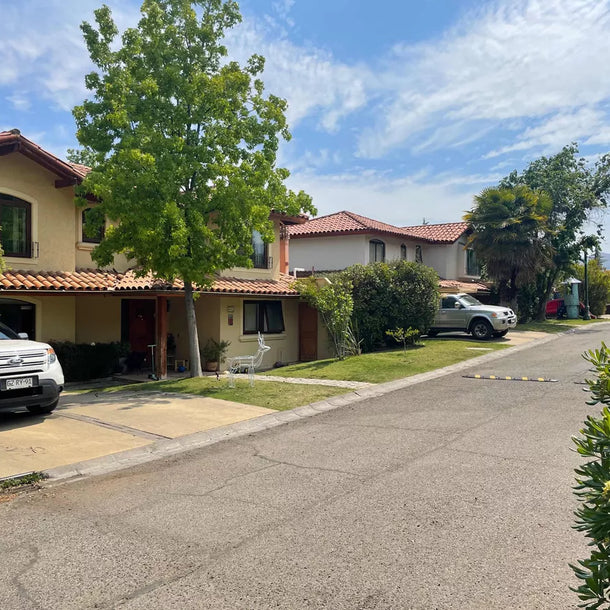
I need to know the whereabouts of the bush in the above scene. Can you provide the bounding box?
[571,343,610,607]
[576,259,610,317]
[339,261,439,352]
[51,341,129,382]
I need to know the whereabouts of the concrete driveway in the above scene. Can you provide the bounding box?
[0,391,273,478]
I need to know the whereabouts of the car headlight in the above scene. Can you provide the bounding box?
[47,348,57,364]
[491,313,497,318]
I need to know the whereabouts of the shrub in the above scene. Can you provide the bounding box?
[576,259,610,317]
[385,327,421,354]
[297,276,360,359]
[339,261,439,352]
[571,342,610,607]
[50,341,129,381]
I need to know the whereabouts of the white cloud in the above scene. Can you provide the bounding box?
[358,0,610,158]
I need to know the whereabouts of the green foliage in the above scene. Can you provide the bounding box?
[200,338,230,363]
[0,472,46,490]
[385,327,421,354]
[51,341,129,381]
[464,185,552,306]
[501,144,610,320]
[571,343,610,608]
[575,259,610,317]
[296,276,359,359]
[339,260,439,352]
[72,0,315,375]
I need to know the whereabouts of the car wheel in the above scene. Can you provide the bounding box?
[493,330,508,337]
[426,330,438,337]
[471,320,493,340]
[27,399,59,415]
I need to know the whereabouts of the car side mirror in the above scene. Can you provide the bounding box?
[17,332,28,340]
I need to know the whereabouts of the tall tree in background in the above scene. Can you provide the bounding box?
[500,144,610,320]
[464,185,551,308]
[73,0,314,376]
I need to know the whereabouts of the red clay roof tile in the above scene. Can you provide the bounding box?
[289,210,469,243]
[0,269,298,296]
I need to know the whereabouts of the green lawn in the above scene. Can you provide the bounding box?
[71,377,349,411]
[517,318,607,333]
[267,339,509,384]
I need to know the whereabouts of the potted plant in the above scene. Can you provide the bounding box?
[201,338,230,372]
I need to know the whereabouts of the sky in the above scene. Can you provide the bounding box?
[2,0,610,243]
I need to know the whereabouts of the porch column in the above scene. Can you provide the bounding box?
[156,295,168,379]
[279,223,290,274]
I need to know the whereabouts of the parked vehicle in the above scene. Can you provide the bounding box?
[427,293,517,340]
[545,298,592,318]
[0,322,64,415]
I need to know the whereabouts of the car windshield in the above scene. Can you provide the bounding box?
[0,322,20,340]
[460,295,483,306]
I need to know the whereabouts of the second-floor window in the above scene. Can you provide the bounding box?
[82,208,105,244]
[251,230,270,269]
[466,249,480,276]
[369,239,385,263]
[0,194,31,258]
[400,244,407,260]
[415,245,423,263]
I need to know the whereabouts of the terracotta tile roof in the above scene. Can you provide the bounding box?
[289,210,469,243]
[289,210,409,239]
[0,129,90,183]
[0,269,298,296]
[401,222,469,244]
[439,279,489,293]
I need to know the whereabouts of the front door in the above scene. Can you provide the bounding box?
[299,303,318,361]
[124,300,156,368]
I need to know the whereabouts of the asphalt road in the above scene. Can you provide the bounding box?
[1,325,606,609]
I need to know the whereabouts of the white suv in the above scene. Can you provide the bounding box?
[0,322,64,415]
[427,293,517,340]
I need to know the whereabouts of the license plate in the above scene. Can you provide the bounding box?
[5,377,34,390]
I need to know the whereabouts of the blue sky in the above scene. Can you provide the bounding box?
[2,0,610,244]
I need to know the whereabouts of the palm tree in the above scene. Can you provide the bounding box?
[464,186,552,309]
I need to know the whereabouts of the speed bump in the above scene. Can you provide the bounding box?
[463,374,558,383]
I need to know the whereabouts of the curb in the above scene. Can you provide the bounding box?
[44,330,562,485]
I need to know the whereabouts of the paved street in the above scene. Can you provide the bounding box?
[1,325,605,608]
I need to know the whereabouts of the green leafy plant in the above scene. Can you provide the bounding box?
[297,276,360,359]
[571,342,610,608]
[385,327,421,354]
[201,339,231,365]
[0,472,47,490]
[50,341,129,381]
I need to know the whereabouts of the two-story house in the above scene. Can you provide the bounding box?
[288,210,486,293]
[0,129,305,376]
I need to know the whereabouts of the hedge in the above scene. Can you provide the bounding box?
[50,341,129,382]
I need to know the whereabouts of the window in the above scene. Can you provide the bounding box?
[415,245,423,263]
[400,244,407,260]
[251,230,270,269]
[466,249,480,276]
[369,239,385,263]
[0,194,31,258]
[243,300,284,334]
[82,208,105,244]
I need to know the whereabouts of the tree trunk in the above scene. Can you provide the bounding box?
[184,281,203,377]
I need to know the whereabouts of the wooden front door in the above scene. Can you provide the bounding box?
[128,300,156,363]
[299,302,318,361]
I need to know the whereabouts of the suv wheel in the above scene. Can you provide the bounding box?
[27,399,58,415]
[471,319,493,340]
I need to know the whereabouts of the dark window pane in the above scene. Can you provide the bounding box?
[243,300,284,334]
[0,194,31,257]
[82,208,104,243]
[400,244,407,260]
[244,302,258,333]
[369,239,385,263]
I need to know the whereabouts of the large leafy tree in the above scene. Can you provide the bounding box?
[464,185,552,308]
[500,144,610,320]
[72,0,314,376]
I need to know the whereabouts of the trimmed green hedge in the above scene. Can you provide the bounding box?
[50,341,129,382]
[338,261,439,352]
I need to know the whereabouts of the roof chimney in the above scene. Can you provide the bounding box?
[9,128,21,135]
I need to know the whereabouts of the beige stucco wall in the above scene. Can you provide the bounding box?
[220,223,282,280]
[38,295,76,342]
[0,154,76,272]
[75,295,122,344]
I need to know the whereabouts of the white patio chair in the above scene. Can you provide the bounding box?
[227,332,271,388]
